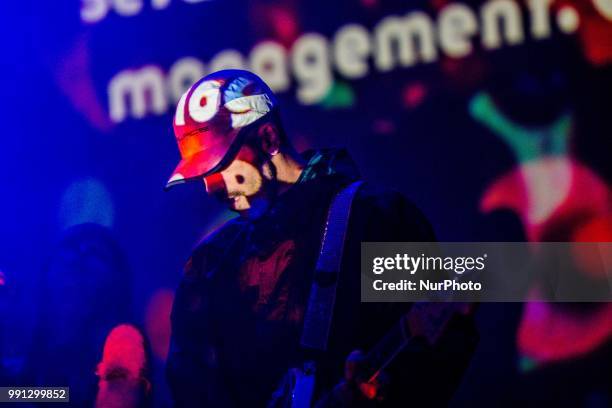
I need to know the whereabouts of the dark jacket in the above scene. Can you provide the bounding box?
[166,149,477,407]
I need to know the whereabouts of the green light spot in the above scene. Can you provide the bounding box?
[469,92,571,163]
[320,81,355,109]
[519,356,538,372]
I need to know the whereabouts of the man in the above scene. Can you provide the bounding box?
[165,70,477,407]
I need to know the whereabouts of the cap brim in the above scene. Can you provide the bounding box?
[164,131,240,191]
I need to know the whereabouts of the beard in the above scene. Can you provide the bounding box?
[232,158,279,219]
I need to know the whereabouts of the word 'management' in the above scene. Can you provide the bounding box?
[104,0,611,122]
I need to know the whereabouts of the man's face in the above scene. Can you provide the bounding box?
[204,144,277,219]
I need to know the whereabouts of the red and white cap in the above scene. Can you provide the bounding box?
[165,70,277,190]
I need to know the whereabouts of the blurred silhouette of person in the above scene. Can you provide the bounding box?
[95,324,151,408]
[0,270,8,384]
[28,223,133,406]
[1,268,37,390]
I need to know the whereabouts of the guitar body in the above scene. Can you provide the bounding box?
[269,302,477,407]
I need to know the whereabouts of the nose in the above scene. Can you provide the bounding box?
[203,173,226,195]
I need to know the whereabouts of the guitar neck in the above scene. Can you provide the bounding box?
[364,315,416,382]
[364,302,472,382]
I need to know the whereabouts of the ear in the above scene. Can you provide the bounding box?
[257,122,281,156]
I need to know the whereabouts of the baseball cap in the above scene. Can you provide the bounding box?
[165,70,277,190]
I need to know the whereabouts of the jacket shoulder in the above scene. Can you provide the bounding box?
[354,182,405,206]
[353,183,419,218]
[351,182,436,242]
[183,217,246,281]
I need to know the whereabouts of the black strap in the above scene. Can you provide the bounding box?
[300,180,364,351]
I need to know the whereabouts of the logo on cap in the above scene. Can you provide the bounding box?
[166,70,277,190]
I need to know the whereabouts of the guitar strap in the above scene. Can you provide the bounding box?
[300,180,364,351]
